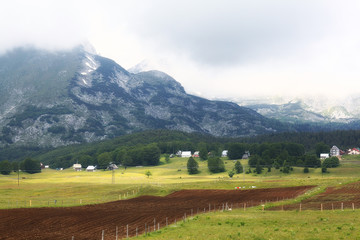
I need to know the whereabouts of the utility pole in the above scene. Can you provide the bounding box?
[112,168,115,184]
[17,163,20,187]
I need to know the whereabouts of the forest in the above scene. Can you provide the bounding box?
[0,129,358,170]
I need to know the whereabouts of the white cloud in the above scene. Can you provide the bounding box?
[1,0,360,100]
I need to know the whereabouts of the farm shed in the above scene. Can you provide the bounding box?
[181,151,192,158]
[221,150,228,157]
[86,165,96,172]
[320,153,329,159]
[73,164,82,171]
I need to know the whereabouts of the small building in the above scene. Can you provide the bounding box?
[320,153,329,159]
[86,165,96,172]
[181,151,192,158]
[221,150,228,157]
[242,151,251,159]
[44,165,49,169]
[330,146,340,156]
[192,151,199,158]
[348,148,360,155]
[73,163,82,171]
[108,163,118,170]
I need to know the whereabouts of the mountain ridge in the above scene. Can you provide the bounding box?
[0,46,291,147]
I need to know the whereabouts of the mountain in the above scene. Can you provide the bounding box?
[232,97,360,123]
[0,46,291,147]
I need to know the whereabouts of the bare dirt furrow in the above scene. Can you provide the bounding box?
[0,186,314,240]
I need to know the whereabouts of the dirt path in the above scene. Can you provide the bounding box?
[0,186,314,240]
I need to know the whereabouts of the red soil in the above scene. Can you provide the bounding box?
[270,181,360,211]
[0,186,313,240]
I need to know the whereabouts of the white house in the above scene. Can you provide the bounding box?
[221,150,228,157]
[320,153,329,159]
[181,151,192,158]
[73,163,82,171]
[348,148,360,155]
[86,165,96,172]
[330,146,340,156]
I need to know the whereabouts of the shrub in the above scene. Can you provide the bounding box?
[322,157,339,168]
[228,170,235,178]
[304,167,309,173]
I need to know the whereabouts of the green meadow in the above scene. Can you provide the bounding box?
[1,155,360,239]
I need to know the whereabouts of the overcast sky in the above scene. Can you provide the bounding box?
[1,0,360,101]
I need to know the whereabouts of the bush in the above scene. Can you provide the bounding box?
[303,167,309,173]
[322,157,339,168]
[228,170,235,178]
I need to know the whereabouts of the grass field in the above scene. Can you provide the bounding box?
[138,208,360,240]
[1,155,360,239]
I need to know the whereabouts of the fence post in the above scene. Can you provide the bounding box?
[299,203,302,212]
[341,202,344,211]
[166,217,168,227]
[101,230,104,240]
[352,203,355,211]
[115,226,118,240]
[321,203,323,212]
[126,224,129,239]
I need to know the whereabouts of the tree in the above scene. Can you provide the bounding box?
[248,155,260,168]
[145,170,152,178]
[255,161,262,174]
[304,154,321,168]
[316,142,330,158]
[0,160,12,175]
[187,157,199,174]
[164,154,170,163]
[282,160,290,174]
[228,170,235,178]
[78,155,93,168]
[322,157,339,168]
[198,143,208,160]
[97,152,112,169]
[208,157,225,173]
[303,167,309,173]
[228,143,246,160]
[234,160,243,174]
[23,158,41,174]
[321,166,328,173]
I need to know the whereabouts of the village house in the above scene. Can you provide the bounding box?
[86,165,96,172]
[221,150,228,157]
[181,151,192,158]
[348,148,360,155]
[192,151,199,157]
[73,163,82,171]
[330,146,340,156]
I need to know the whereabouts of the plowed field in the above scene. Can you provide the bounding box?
[270,181,360,211]
[0,186,313,240]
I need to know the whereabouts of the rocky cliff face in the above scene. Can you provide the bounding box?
[0,47,289,147]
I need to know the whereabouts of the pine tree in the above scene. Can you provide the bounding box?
[187,157,199,174]
[234,160,243,174]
